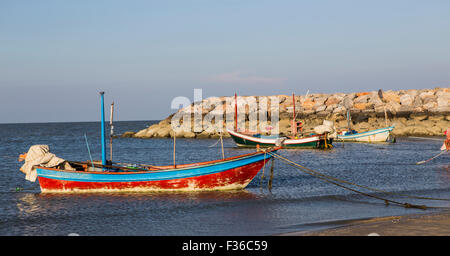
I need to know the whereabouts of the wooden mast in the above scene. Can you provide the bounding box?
[292,92,297,136]
[378,89,389,127]
[173,135,176,168]
[109,101,114,162]
[234,92,238,131]
[221,100,225,159]
[99,92,107,167]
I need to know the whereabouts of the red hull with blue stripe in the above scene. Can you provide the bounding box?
[35,148,279,193]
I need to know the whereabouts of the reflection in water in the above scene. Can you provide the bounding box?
[10,189,266,235]
[37,189,259,202]
[16,193,41,215]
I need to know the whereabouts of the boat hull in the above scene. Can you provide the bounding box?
[335,126,395,142]
[227,129,332,149]
[35,150,276,193]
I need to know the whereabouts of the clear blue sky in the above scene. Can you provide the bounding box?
[1,0,449,123]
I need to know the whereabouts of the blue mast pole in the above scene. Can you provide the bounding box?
[100,91,107,167]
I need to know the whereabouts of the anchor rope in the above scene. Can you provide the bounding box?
[259,152,275,192]
[271,152,450,202]
[268,157,275,192]
[208,137,222,147]
[259,152,267,187]
[408,136,444,142]
[267,152,450,210]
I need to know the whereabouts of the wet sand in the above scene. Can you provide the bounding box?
[281,210,450,236]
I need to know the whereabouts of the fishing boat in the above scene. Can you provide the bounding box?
[18,92,279,193]
[335,125,395,143]
[227,129,332,149]
[335,90,395,143]
[32,149,278,193]
[228,93,333,149]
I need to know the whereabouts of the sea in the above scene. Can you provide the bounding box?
[0,121,449,236]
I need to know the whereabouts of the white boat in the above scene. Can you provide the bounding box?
[336,125,395,143]
[227,129,332,149]
[227,92,334,149]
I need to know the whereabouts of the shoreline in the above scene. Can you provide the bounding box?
[279,210,450,236]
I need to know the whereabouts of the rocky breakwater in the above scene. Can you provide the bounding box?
[127,88,449,139]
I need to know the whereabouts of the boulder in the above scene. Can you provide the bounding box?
[121,131,136,138]
[354,94,370,103]
[410,125,429,136]
[326,104,338,112]
[419,91,434,99]
[333,106,346,114]
[411,97,423,108]
[313,97,327,106]
[423,96,436,105]
[183,131,196,138]
[368,96,383,106]
[400,94,414,106]
[134,124,161,138]
[355,92,370,97]
[409,113,428,121]
[386,101,401,113]
[406,89,419,98]
[423,102,437,111]
[382,91,401,103]
[314,105,327,112]
[437,93,449,107]
[428,125,443,136]
[196,131,211,139]
[155,126,171,138]
[354,102,373,111]
[301,99,315,109]
[325,97,341,106]
[134,129,149,138]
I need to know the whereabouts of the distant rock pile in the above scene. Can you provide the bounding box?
[126,88,449,138]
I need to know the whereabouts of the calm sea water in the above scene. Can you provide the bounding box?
[0,121,449,236]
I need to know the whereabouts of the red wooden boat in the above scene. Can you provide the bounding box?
[32,148,278,193]
[19,92,279,193]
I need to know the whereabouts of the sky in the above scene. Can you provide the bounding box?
[1,0,449,123]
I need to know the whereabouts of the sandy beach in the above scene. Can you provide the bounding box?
[281,210,450,236]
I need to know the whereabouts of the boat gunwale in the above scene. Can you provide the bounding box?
[227,128,322,145]
[35,147,280,175]
[336,125,394,139]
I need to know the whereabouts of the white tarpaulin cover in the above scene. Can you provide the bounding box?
[313,120,337,138]
[20,145,68,182]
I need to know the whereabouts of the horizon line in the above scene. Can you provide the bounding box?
[0,119,161,125]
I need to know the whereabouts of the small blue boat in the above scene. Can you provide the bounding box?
[336,125,395,143]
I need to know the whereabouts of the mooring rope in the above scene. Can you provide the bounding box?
[270,152,450,202]
[409,136,444,142]
[267,152,450,210]
[208,137,221,147]
[259,152,275,192]
[416,151,447,165]
[259,152,267,188]
[84,133,95,169]
[268,158,275,192]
